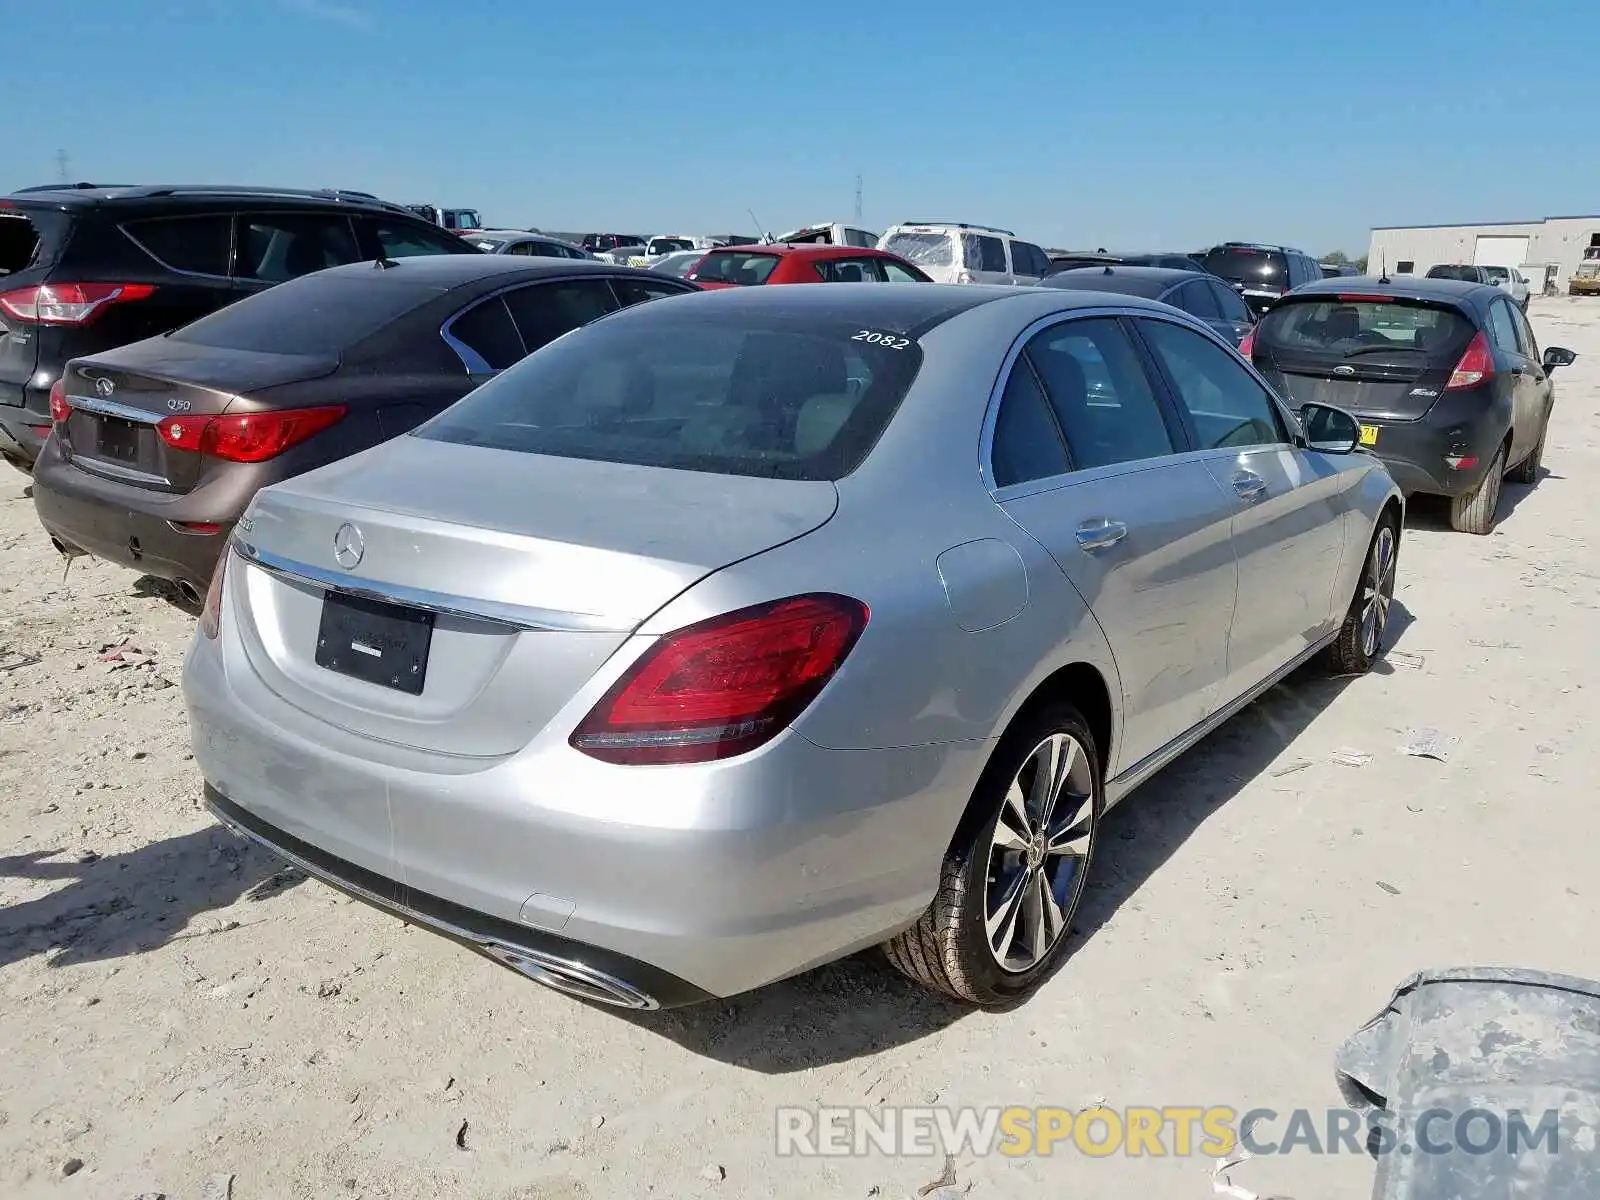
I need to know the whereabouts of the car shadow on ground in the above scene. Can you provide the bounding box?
[626,602,1413,1073]
[132,574,203,615]
[1403,468,1560,532]
[0,825,304,972]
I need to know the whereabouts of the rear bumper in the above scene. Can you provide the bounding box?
[182,617,979,1001]
[1358,413,1504,498]
[0,411,49,470]
[31,437,230,589]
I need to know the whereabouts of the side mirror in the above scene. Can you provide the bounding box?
[1543,347,1577,371]
[1299,402,1362,454]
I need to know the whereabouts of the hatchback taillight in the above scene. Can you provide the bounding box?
[156,406,346,463]
[570,594,869,765]
[0,283,156,325]
[1446,331,1494,390]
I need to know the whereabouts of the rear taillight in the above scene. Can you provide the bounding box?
[1237,327,1257,357]
[570,593,869,765]
[199,548,229,639]
[1446,332,1494,390]
[49,379,69,423]
[156,405,346,463]
[0,283,156,326]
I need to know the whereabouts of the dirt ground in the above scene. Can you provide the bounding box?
[2,298,1597,1200]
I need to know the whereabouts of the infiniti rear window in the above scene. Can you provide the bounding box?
[417,310,925,481]
[1202,247,1286,285]
[1256,298,1475,364]
[169,273,436,355]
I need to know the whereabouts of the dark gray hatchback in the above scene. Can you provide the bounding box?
[32,256,696,599]
[1241,276,1576,533]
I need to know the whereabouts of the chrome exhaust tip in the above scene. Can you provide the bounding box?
[49,536,70,557]
[480,943,659,1010]
[177,580,203,606]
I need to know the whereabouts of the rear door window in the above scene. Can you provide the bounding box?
[502,279,619,353]
[991,362,1070,486]
[1209,280,1253,323]
[1139,318,1285,450]
[963,235,1008,273]
[362,217,477,259]
[446,296,525,372]
[122,214,232,276]
[1509,303,1539,358]
[236,213,361,281]
[1176,280,1219,319]
[1486,299,1521,356]
[1024,318,1177,469]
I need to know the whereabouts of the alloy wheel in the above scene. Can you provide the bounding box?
[1362,524,1397,659]
[984,733,1096,973]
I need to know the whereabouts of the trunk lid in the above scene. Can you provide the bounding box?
[61,339,336,491]
[1252,295,1476,421]
[229,436,840,758]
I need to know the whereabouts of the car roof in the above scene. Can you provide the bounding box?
[310,255,657,289]
[701,243,895,258]
[3,184,412,215]
[1287,275,1494,304]
[1042,265,1205,297]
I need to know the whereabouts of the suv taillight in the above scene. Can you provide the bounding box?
[0,283,156,326]
[156,406,346,462]
[1446,331,1494,390]
[570,594,869,765]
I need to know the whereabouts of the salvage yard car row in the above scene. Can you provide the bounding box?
[0,181,1580,1012]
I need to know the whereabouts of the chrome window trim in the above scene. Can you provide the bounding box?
[233,539,635,634]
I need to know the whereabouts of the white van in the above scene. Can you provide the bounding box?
[877,221,1050,286]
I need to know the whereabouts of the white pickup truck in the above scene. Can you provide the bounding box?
[1481,264,1531,310]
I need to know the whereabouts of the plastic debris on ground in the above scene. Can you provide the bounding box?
[1386,650,1427,670]
[1400,728,1458,762]
[1330,748,1372,767]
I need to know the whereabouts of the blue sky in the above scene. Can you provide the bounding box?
[7,0,1598,255]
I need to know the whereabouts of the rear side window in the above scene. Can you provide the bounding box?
[416,311,924,481]
[1024,318,1175,469]
[447,296,525,372]
[0,212,44,276]
[502,279,619,352]
[169,274,433,355]
[991,362,1069,486]
[882,232,954,268]
[1203,247,1287,286]
[363,218,477,259]
[1257,298,1476,365]
[1012,242,1048,276]
[1486,300,1521,355]
[237,214,361,282]
[843,228,879,248]
[613,277,693,307]
[689,252,780,285]
[1176,280,1219,319]
[123,215,232,276]
[963,234,1007,273]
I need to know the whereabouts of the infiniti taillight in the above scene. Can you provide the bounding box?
[1446,331,1494,390]
[200,549,229,639]
[570,593,869,765]
[156,406,346,463]
[49,379,69,423]
[0,283,156,326]
[1237,326,1257,357]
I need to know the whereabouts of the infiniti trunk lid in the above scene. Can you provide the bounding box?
[228,435,840,758]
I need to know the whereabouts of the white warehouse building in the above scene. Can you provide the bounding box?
[1367,215,1600,292]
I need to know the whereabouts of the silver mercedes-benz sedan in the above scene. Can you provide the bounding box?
[185,283,1402,1010]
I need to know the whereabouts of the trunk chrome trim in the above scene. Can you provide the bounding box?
[66,393,166,425]
[69,454,168,487]
[233,539,636,634]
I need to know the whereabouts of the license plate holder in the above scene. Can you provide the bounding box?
[98,417,141,464]
[1359,424,1380,447]
[315,591,435,695]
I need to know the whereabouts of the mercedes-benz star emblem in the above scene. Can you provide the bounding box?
[94,377,115,398]
[332,522,365,570]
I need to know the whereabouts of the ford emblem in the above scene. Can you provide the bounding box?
[1333,365,1356,376]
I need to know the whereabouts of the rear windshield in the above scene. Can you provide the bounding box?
[688,252,780,285]
[0,212,42,276]
[881,232,954,268]
[649,238,695,254]
[416,309,925,481]
[1256,298,1475,364]
[1480,265,1509,282]
[169,273,434,356]
[1202,247,1286,284]
[1425,264,1476,281]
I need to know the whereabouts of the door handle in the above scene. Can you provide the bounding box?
[1074,518,1128,552]
[1231,471,1268,502]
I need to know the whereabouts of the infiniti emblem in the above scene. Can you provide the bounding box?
[332,522,365,570]
[1333,365,1356,376]
[95,377,115,398]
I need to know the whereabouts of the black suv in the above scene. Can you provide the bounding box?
[1199,242,1324,315]
[0,185,479,473]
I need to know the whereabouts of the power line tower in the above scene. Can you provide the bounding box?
[56,149,70,182]
[854,172,863,222]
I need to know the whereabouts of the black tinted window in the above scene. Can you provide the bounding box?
[1210,281,1252,323]
[1140,319,1283,450]
[991,363,1068,487]
[237,214,361,282]
[978,237,1007,273]
[365,218,476,259]
[1486,299,1521,355]
[1176,280,1219,319]
[1510,303,1538,357]
[124,215,232,275]
[1203,247,1287,285]
[1012,242,1045,276]
[447,296,524,371]
[612,277,692,307]
[1026,318,1175,469]
[417,311,924,482]
[502,279,618,353]
[1257,299,1475,366]
[169,274,431,355]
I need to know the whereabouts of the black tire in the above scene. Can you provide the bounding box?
[883,703,1102,1005]
[1449,445,1505,535]
[1507,416,1547,485]
[1326,514,1399,675]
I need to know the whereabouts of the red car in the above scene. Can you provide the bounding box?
[687,243,932,289]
